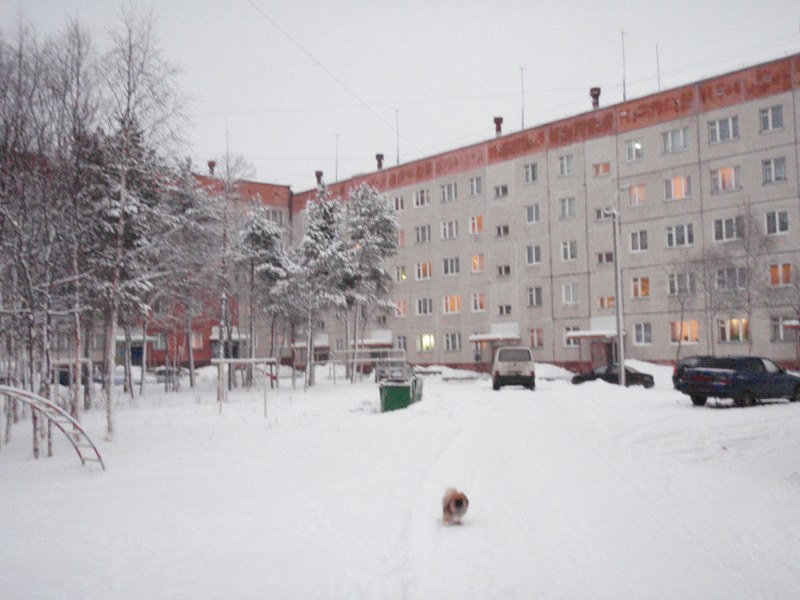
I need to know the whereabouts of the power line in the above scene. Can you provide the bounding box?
[245,0,422,154]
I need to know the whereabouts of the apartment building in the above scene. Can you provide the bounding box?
[292,54,800,370]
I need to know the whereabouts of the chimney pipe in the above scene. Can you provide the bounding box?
[207,160,216,176]
[493,116,503,137]
[315,170,323,185]
[590,87,601,110]
[376,153,384,170]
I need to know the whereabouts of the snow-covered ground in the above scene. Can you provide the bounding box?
[2,362,800,599]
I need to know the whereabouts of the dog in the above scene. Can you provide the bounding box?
[442,488,469,525]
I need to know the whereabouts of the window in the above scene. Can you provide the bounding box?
[441,220,459,240]
[444,333,462,352]
[625,139,644,161]
[593,162,611,177]
[526,204,540,223]
[335,339,345,352]
[762,158,787,184]
[559,154,574,176]
[526,245,541,265]
[597,296,615,309]
[530,328,544,348]
[770,263,792,287]
[716,267,747,291]
[528,286,543,307]
[718,318,750,343]
[524,162,538,183]
[441,182,458,202]
[662,127,689,153]
[471,254,484,273]
[395,265,407,282]
[443,257,460,276]
[442,295,462,314]
[416,298,433,315]
[628,183,647,207]
[670,320,699,344]
[561,240,578,261]
[471,292,486,312]
[631,230,648,252]
[595,208,612,221]
[713,216,744,242]
[708,115,739,143]
[766,210,789,235]
[634,323,652,345]
[562,282,578,304]
[564,326,580,347]
[469,215,484,234]
[415,261,432,280]
[711,166,740,193]
[760,105,783,132]
[664,176,691,201]
[469,176,482,196]
[398,229,405,246]
[191,331,204,350]
[497,264,511,277]
[632,276,650,298]
[155,332,167,350]
[666,223,694,248]
[394,196,404,211]
[396,335,407,351]
[267,210,283,225]
[414,189,430,207]
[771,316,797,342]
[496,224,510,237]
[414,225,431,244]
[376,315,387,327]
[597,252,614,265]
[559,197,576,219]
[494,184,509,198]
[668,272,696,295]
[395,300,408,318]
[417,333,435,352]
[498,304,512,316]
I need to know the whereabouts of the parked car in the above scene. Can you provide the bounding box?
[571,364,654,388]
[672,355,716,388]
[675,356,800,407]
[492,346,536,390]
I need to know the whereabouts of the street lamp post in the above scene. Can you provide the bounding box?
[605,184,630,387]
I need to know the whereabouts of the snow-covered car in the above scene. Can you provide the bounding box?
[571,364,654,388]
[492,346,536,390]
[374,360,415,382]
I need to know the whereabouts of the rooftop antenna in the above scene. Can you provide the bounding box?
[395,109,400,165]
[621,30,627,101]
[520,67,525,130]
[656,44,662,91]
[335,133,339,182]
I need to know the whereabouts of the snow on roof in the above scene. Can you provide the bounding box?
[565,329,625,339]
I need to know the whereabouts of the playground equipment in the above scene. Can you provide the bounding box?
[0,385,105,470]
[210,357,278,417]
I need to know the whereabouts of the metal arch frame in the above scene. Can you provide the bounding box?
[0,385,105,470]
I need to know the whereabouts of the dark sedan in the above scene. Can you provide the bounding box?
[571,364,655,388]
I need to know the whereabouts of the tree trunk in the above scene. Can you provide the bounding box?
[103,304,118,441]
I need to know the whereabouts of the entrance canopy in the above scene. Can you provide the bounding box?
[565,329,625,340]
[467,332,521,343]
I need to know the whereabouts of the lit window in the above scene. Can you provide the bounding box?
[632,277,650,298]
[711,167,740,193]
[395,265,407,282]
[417,333,435,352]
[471,254,484,273]
[670,321,699,344]
[442,295,462,315]
[398,229,405,246]
[593,162,611,177]
[770,263,792,287]
[395,300,408,317]
[664,176,691,201]
[625,139,644,161]
[415,261,433,280]
[628,183,647,207]
[469,215,484,234]
[718,318,750,343]
[597,296,616,309]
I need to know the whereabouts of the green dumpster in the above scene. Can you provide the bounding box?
[380,377,422,412]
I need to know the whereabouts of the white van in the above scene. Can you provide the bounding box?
[492,346,536,391]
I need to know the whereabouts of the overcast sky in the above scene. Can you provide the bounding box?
[3,1,799,192]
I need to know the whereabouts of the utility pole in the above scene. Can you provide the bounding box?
[395,109,400,165]
[520,67,525,130]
